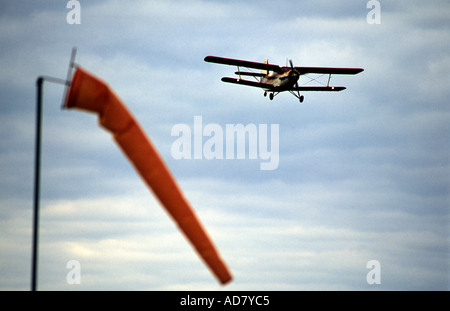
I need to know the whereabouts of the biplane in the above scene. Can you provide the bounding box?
[204,56,363,102]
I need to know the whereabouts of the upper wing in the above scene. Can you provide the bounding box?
[295,67,364,75]
[205,56,283,73]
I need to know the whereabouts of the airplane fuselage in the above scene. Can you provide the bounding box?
[262,67,300,90]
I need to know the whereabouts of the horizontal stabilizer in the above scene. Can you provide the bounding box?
[234,71,266,77]
[221,77,274,89]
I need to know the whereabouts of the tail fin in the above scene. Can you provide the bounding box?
[261,58,268,82]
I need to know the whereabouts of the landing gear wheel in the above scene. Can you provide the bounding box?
[269,93,274,100]
[264,91,267,97]
[299,95,304,103]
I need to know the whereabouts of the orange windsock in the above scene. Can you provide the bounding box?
[65,67,232,285]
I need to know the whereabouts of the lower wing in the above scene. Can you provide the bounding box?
[221,78,346,92]
[291,86,346,92]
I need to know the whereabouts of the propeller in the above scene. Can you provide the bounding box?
[289,59,300,88]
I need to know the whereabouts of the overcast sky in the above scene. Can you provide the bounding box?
[0,0,448,290]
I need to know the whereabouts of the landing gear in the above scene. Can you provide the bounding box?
[263,91,276,100]
[264,91,302,102]
[289,90,305,103]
